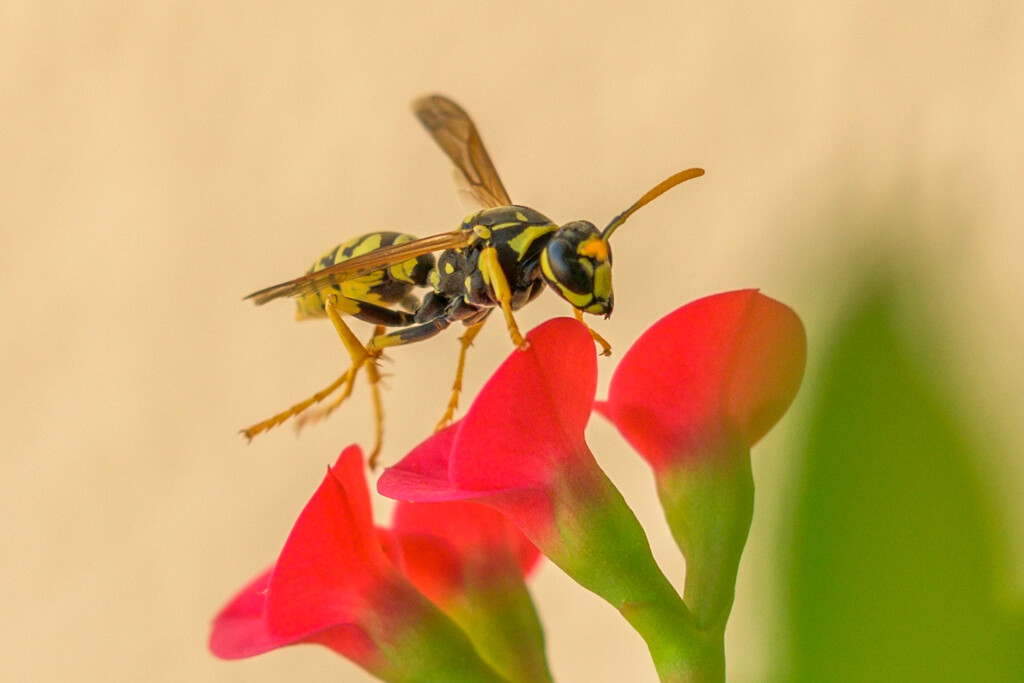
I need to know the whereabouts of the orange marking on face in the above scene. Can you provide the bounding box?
[577,237,609,262]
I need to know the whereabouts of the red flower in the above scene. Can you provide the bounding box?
[216,292,806,681]
[209,446,504,682]
[376,318,601,552]
[378,319,699,681]
[595,289,807,469]
[595,290,807,631]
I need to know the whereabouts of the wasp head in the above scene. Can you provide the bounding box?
[540,221,614,318]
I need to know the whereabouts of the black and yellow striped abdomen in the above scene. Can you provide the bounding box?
[296,232,435,321]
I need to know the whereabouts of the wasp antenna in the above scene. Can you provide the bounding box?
[601,168,705,241]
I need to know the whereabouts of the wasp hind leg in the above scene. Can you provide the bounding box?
[295,322,387,467]
[241,294,397,467]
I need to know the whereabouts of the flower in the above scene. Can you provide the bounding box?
[595,290,807,630]
[378,318,699,682]
[376,319,597,534]
[378,319,624,579]
[209,446,504,683]
[214,292,807,682]
[595,289,807,469]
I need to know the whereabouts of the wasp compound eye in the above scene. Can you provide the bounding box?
[541,236,578,286]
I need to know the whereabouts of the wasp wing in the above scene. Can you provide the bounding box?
[246,230,472,305]
[413,95,512,210]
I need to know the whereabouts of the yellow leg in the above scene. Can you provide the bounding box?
[295,325,386,468]
[435,321,486,431]
[241,371,353,441]
[240,296,380,452]
[365,353,384,469]
[574,307,612,356]
[479,247,527,349]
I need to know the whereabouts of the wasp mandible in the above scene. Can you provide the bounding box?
[242,95,703,465]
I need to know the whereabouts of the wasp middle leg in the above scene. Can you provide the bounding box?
[435,318,488,431]
[367,295,492,431]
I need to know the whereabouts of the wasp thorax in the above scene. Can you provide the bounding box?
[540,221,614,317]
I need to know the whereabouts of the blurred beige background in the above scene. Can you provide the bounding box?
[2,2,1022,681]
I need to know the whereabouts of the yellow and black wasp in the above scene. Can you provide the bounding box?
[242,95,703,465]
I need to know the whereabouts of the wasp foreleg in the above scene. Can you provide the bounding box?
[573,307,612,356]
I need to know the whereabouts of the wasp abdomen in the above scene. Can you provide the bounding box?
[296,232,435,321]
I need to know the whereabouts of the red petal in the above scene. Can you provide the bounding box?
[393,500,542,579]
[390,532,464,606]
[209,569,280,659]
[378,318,596,501]
[266,445,394,638]
[209,568,379,663]
[450,317,596,490]
[597,290,806,469]
[376,423,481,502]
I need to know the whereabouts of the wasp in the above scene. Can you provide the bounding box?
[242,95,703,465]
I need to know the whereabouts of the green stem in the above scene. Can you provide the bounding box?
[618,583,725,683]
[658,444,754,631]
[539,460,727,682]
[640,441,755,682]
